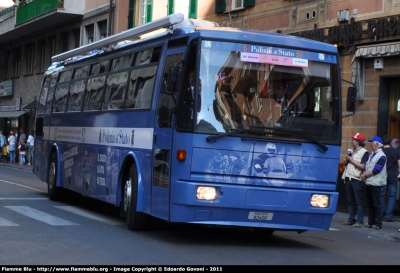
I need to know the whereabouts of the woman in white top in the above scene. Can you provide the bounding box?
[27,130,34,165]
[7,131,16,163]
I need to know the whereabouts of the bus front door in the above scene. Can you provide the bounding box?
[151,49,184,220]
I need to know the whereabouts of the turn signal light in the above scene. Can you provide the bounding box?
[177,149,186,161]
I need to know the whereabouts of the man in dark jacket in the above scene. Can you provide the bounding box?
[381,135,400,222]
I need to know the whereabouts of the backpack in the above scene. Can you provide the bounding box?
[20,143,26,151]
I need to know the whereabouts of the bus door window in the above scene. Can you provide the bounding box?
[154,149,170,188]
[176,41,201,131]
[157,53,183,128]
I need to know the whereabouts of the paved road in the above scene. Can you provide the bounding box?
[1,160,400,266]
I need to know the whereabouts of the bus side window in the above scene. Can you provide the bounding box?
[37,86,48,115]
[83,76,106,111]
[136,75,155,108]
[111,54,132,72]
[66,79,86,112]
[90,60,109,76]
[44,76,57,115]
[126,76,137,108]
[53,83,69,113]
[74,65,90,79]
[103,71,128,110]
[59,70,73,83]
[126,65,157,109]
[133,46,161,66]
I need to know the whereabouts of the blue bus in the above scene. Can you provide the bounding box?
[33,13,341,234]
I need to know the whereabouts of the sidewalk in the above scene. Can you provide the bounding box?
[1,160,399,233]
[0,161,33,171]
[331,208,400,234]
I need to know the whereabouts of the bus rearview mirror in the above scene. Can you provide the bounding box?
[346,86,357,112]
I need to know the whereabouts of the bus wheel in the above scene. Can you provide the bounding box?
[48,153,62,201]
[124,164,148,230]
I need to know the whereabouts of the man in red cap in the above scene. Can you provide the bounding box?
[341,132,369,227]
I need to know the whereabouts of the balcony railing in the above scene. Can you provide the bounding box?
[0,5,16,22]
[16,0,63,25]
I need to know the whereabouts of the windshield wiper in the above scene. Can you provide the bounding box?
[248,125,328,152]
[206,126,328,152]
[205,129,246,143]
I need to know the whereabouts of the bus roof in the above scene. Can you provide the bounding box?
[50,13,337,69]
[174,26,338,54]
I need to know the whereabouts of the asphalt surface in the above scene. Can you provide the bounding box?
[1,160,399,233]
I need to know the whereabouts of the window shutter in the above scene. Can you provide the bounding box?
[244,0,255,7]
[215,0,226,14]
[146,1,153,23]
[128,0,135,28]
[188,0,197,18]
[168,0,174,15]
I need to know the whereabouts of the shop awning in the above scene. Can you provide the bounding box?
[354,42,400,58]
[0,110,26,118]
[22,100,37,110]
[350,42,400,102]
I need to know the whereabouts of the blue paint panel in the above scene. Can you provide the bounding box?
[50,110,156,129]
[191,141,340,189]
[77,146,97,192]
[170,181,338,230]
[245,190,289,207]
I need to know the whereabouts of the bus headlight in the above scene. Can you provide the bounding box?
[311,194,330,208]
[196,186,218,201]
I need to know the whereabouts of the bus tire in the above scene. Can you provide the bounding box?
[124,164,148,230]
[48,153,62,201]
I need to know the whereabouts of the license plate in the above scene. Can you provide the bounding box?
[248,212,273,221]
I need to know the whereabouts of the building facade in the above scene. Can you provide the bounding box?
[1,0,398,212]
[0,0,203,140]
[0,0,114,140]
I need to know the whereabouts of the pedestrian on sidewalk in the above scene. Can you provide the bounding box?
[341,132,369,227]
[19,129,26,143]
[380,135,400,222]
[18,139,26,165]
[26,130,34,166]
[0,131,5,161]
[7,131,16,163]
[361,135,387,231]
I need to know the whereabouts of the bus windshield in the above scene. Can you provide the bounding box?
[193,40,339,143]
